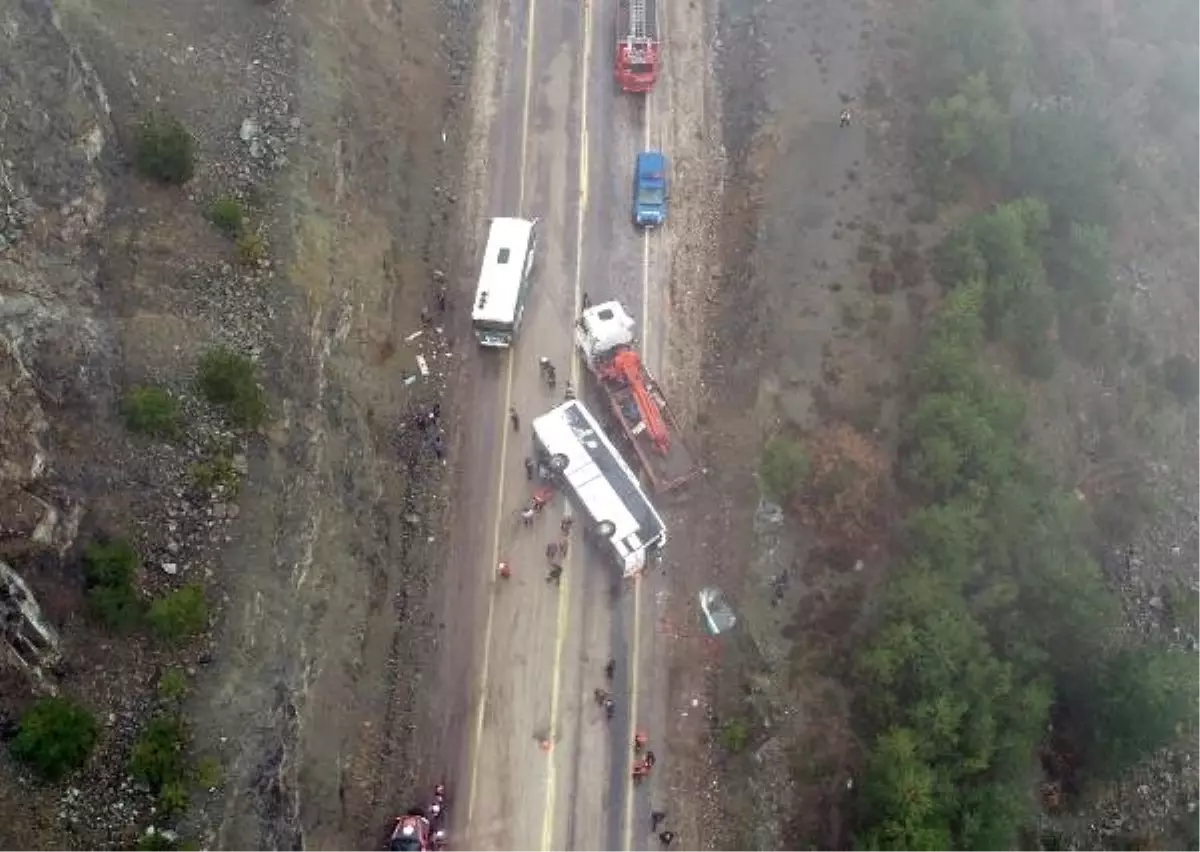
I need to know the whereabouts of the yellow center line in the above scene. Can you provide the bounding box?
[539,0,592,848]
[621,63,656,852]
[465,0,539,832]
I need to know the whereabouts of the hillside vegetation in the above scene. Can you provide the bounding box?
[846,0,1199,848]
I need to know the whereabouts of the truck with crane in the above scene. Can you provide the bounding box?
[614,0,661,93]
[574,301,700,493]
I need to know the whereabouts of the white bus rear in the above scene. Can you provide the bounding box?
[531,400,667,577]
[471,217,538,347]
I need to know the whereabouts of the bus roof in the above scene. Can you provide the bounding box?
[471,217,536,326]
[532,400,667,562]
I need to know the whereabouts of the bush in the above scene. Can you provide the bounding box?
[195,755,223,790]
[925,71,1011,181]
[135,114,196,185]
[83,538,143,632]
[719,717,750,753]
[197,347,267,428]
[158,668,190,703]
[236,231,267,265]
[190,452,241,495]
[147,584,209,643]
[157,779,189,816]
[207,196,244,236]
[121,386,182,439]
[10,696,98,781]
[759,437,810,503]
[130,714,188,792]
[1158,354,1198,403]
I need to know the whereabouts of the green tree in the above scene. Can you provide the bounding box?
[1008,109,1116,228]
[135,114,196,184]
[759,436,809,503]
[130,714,188,791]
[10,696,98,781]
[856,727,951,851]
[1049,222,1111,314]
[997,277,1057,378]
[1158,354,1198,403]
[1064,646,1200,778]
[932,228,986,291]
[196,347,267,429]
[121,386,182,439]
[916,0,1028,100]
[83,538,143,632]
[926,72,1011,180]
[207,196,245,236]
[147,584,209,643]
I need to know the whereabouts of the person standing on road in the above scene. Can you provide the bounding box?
[524,456,535,480]
[430,434,445,461]
[650,811,667,831]
[582,291,592,309]
[509,407,520,431]
[644,750,656,769]
[546,564,563,585]
[840,108,851,127]
[604,658,616,680]
[658,830,676,847]
[520,507,536,526]
[560,514,574,535]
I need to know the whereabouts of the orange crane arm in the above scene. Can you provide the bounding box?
[606,349,670,453]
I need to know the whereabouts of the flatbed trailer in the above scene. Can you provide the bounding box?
[575,301,700,494]
[591,359,699,493]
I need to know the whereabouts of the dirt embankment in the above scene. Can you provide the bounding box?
[670,0,944,846]
[0,0,476,846]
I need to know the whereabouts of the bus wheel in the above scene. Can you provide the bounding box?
[595,520,616,538]
[549,453,569,472]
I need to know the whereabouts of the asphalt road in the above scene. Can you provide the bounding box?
[441,0,677,848]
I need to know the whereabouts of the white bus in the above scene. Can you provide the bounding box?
[470,217,539,347]
[532,400,667,577]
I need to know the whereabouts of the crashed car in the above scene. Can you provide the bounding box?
[388,784,447,851]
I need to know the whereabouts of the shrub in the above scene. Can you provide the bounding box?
[195,755,223,790]
[83,538,143,632]
[759,437,810,503]
[197,347,267,429]
[121,386,182,439]
[130,714,189,791]
[1158,354,1198,403]
[10,697,98,781]
[135,114,196,185]
[135,830,180,851]
[158,668,190,703]
[157,779,189,816]
[147,584,209,643]
[236,231,267,265]
[207,196,244,236]
[190,452,241,495]
[719,717,750,753]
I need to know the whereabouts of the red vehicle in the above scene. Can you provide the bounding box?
[574,301,700,493]
[388,785,447,851]
[614,0,661,93]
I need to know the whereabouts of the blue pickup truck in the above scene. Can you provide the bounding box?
[632,150,668,228]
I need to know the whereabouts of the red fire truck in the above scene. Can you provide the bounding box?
[614,0,661,93]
